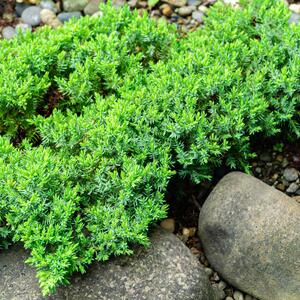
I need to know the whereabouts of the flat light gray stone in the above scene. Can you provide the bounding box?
[0,227,222,300]
[198,172,300,300]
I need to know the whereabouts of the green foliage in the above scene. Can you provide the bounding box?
[0,0,299,295]
[0,5,175,139]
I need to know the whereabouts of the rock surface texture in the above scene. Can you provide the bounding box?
[198,172,300,300]
[0,227,222,300]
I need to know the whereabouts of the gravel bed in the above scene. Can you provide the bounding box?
[162,139,300,300]
[1,0,300,39]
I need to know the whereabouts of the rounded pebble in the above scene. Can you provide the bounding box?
[40,8,56,23]
[2,26,16,40]
[15,3,31,17]
[290,4,300,14]
[233,290,244,300]
[15,23,32,34]
[160,218,175,233]
[21,6,42,26]
[289,13,300,24]
[84,0,101,16]
[286,182,299,193]
[57,12,82,23]
[283,167,299,182]
[178,6,194,16]
[40,0,58,13]
[192,10,204,22]
[160,4,173,17]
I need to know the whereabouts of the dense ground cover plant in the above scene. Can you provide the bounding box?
[0,0,299,295]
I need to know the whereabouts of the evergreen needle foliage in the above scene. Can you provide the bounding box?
[0,0,299,295]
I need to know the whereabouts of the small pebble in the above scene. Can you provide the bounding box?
[233,290,244,300]
[290,4,300,14]
[160,4,173,17]
[40,0,58,13]
[259,152,272,162]
[40,8,57,23]
[15,3,31,17]
[218,280,227,290]
[226,297,234,300]
[2,26,16,40]
[192,10,204,22]
[289,13,300,24]
[283,167,298,182]
[3,13,14,23]
[84,0,102,15]
[160,218,175,233]
[212,272,220,282]
[198,5,208,13]
[187,0,201,5]
[57,12,82,23]
[282,157,289,168]
[178,6,195,17]
[286,182,299,193]
[203,267,213,276]
[255,167,261,174]
[63,0,89,12]
[15,23,32,33]
[162,0,187,8]
[22,6,42,26]
[276,183,285,191]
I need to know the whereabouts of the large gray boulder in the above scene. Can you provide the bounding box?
[198,172,300,300]
[0,227,222,300]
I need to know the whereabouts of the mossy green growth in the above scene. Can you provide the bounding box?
[0,0,299,295]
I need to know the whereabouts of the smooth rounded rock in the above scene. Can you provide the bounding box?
[290,4,300,14]
[162,0,187,8]
[289,13,300,24]
[15,3,31,17]
[0,227,222,300]
[21,6,42,26]
[40,8,56,23]
[178,6,195,16]
[198,172,300,300]
[192,11,204,22]
[15,23,32,34]
[63,0,89,12]
[160,218,175,233]
[40,0,58,13]
[2,26,16,40]
[283,167,298,182]
[84,0,102,15]
[57,12,82,23]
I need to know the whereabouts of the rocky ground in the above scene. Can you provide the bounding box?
[162,139,300,300]
[1,0,300,39]
[1,1,300,300]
